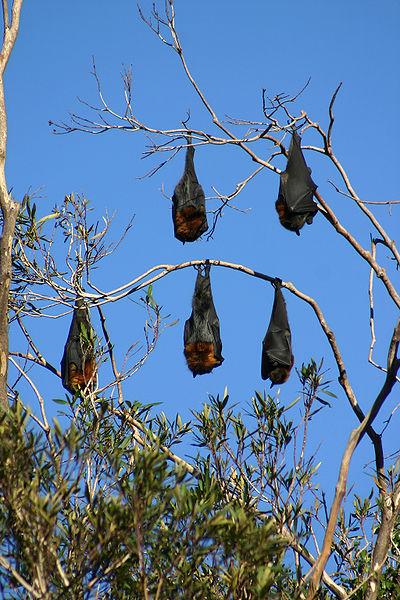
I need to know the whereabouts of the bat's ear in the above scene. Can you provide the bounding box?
[270,381,275,389]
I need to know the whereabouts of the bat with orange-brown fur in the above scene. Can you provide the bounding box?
[262,280,294,385]
[61,298,95,394]
[275,130,318,235]
[184,264,224,377]
[172,136,208,243]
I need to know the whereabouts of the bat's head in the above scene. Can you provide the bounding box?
[281,213,308,234]
[269,366,292,385]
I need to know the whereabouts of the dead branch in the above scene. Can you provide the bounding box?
[285,280,386,489]
[316,190,400,309]
[307,317,400,599]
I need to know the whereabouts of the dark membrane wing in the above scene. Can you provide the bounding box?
[184,266,223,376]
[281,131,318,215]
[275,192,311,236]
[262,329,293,372]
[61,298,94,392]
[261,285,293,382]
[172,137,208,243]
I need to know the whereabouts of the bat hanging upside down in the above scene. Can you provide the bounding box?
[184,264,224,377]
[275,129,318,236]
[61,298,95,394]
[66,358,95,392]
[275,195,315,236]
[262,280,294,386]
[172,135,208,243]
[184,340,221,376]
[174,204,207,243]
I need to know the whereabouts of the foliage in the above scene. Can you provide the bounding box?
[0,396,291,599]
[1,1,400,599]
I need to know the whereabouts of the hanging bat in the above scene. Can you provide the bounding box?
[172,136,208,243]
[261,280,294,385]
[275,130,318,235]
[61,298,95,394]
[184,264,224,376]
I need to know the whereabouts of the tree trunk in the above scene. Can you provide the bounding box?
[0,0,24,407]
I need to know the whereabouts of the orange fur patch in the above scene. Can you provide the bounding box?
[275,197,287,219]
[184,341,219,375]
[68,360,94,392]
[175,206,206,241]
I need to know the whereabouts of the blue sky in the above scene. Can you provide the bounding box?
[5,1,400,507]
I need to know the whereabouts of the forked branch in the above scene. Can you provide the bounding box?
[307,317,400,599]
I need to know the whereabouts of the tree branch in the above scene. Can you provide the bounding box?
[0,0,23,406]
[2,0,9,32]
[365,476,400,600]
[307,317,400,598]
[316,190,400,309]
[278,281,386,487]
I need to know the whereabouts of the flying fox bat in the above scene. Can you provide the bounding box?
[261,280,294,385]
[275,130,318,235]
[61,298,95,394]
[172,136,208,243]
[184,264,224,376]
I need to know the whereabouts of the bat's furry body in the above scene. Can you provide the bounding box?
[262,282,294,385]
[276,131,318,235]
[61,298,95,394]
[172,138,208,243]
[184,266,223,377]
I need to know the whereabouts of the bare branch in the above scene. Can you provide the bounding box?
[9,351,60,378]
[2,0,9,32]
[361,200,400,206]
[316,190,400,309]
[365,476,400,600]
[327,82,343,150]
[367,240,400,382]
[307,317,400,598]
[285,281,386,486]
[96,304,123,404]
[9,356,50,434]
[323,165,400,269]
[14,314,60,376]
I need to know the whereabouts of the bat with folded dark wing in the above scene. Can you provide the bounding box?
[262,280,294,385]
[184,264,224,376]
[275,130,318,235]
[172,136,208,243]
[61,298,95,394]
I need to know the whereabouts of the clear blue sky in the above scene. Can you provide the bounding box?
[5,1,400,503]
